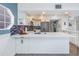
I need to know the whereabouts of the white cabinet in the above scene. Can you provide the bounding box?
[29,37,69,54]
[71,16,79,47]
[0,34,15,56]
[69,16,79,47]
[15,37,69,54]
[15,39,23,53]
[76,16,79,31]
[15,37,30,53]
[75,16,79,47]
[28,37,55,53]
[3,38,15,56]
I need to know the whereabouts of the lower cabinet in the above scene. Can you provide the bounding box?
[0,37,15,56]
[4,38,15,56]
[15,38,29,53]
[77,47,79,56]
[15,37,69,54]
[28,38,57,53]
[70,42,79,56]
[70,43,78,56]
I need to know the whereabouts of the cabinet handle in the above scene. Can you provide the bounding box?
[21,39,23,44]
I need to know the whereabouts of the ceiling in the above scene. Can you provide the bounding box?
[18,3,79,11]
[18,3,79,19]
[20,10,79,17]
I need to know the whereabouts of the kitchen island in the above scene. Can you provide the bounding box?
[12,32,74,55]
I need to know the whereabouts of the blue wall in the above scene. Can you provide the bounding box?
[0,3,17,34]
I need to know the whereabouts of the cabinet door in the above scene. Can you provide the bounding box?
[76,17,79,31]
[0,37,15,56]
[29,37,69,54]
[70,43,78,56]
[15,38,29,54]
[5,38,15,56]
[29,37,55,53]
[28,37,42,53]
[77,47,79,56]
[22,38,30,53]
[15,39,23,53]
[15,37,69,54]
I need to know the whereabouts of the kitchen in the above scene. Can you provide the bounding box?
[14,3,77,55]
[0,3,79,56]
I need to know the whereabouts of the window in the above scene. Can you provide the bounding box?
[0,4,14,30]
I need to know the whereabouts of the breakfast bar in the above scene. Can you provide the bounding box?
[12,32,74,55]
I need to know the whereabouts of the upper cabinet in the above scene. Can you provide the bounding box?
[75,16,79,32]
[61,16,76,32]
[68,18,76,32]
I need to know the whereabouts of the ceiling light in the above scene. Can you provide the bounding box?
[64,11,69,15]
[42,12,45,14]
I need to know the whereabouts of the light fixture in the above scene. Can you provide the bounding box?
[64,11,69,15]
[42,11,45,15]
[29,16,34,21]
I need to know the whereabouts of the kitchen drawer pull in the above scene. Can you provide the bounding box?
[21,39,23,44]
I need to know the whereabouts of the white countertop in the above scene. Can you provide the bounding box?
[0,33,10,40]
[11,32,75,38]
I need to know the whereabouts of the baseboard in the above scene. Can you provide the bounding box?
[15,54,69,56]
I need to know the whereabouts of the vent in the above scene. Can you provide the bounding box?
[55,4,62,9]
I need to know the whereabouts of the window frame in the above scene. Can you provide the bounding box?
[0,4,14,30]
